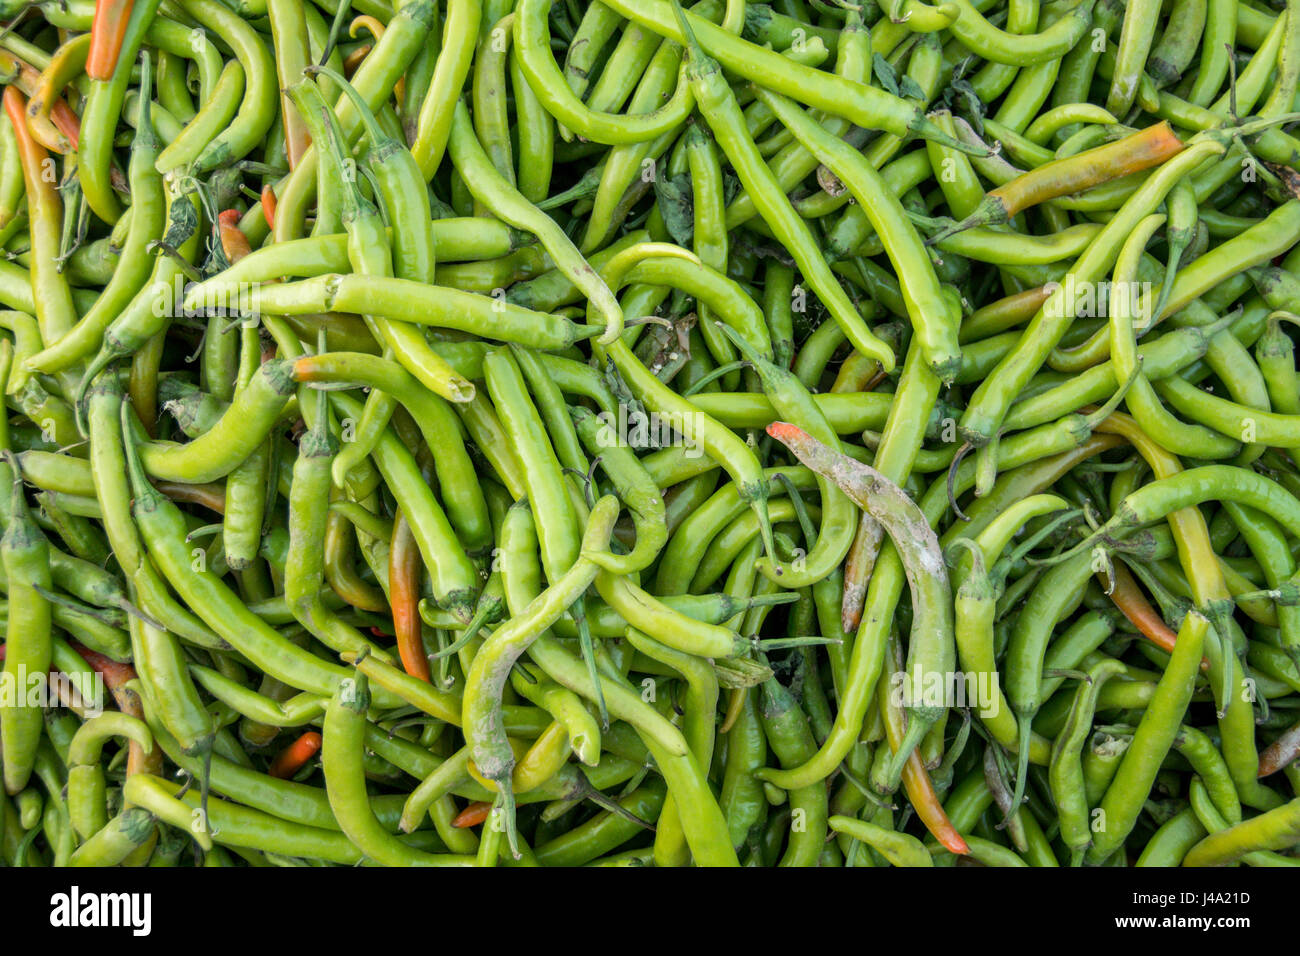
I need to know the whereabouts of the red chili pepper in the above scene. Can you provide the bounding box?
[268,731,323,779]
[48,100,81,151]
[452,801,493,828]
[68,642,163,776]
[1104,563,1209,671]
[261,184,277,230]
[902,754,970,856]
[4,56,79,152]
[218,209,253,264]
[69,641,138,692]
[390,511,431,682]
[86,0,137,80]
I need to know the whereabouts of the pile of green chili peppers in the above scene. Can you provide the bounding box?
[3,0,1300,869]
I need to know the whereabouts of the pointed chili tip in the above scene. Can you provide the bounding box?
[452,800,493,829]
[943,832,971,855]
[765,421,805,442]
[261,184,277,231]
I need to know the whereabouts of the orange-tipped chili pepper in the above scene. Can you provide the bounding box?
[390,510,431,682]
[29,34,89,124]
[4,86,81,350]
[452,801,493,828]
[995,122,1186,211]
[2,645,155,773]
[69,642,137,692]
[261,184,277,230]
[0,50,80,152]
[217,209,253,264]
[931,122,1185,242]
[868,631,969,854]
[69,642,162,776]
[265,0,312,169]
[45,99,80,151]
[881,670,970,855]
[902,755,970,855]
[1103,562,1211,672]
[44,99,81,153]
[268,731,323,778]
[1091,411,1220,678]
[1105,563,1178,654]
[0,48,78,152]
[87,0,137,80]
